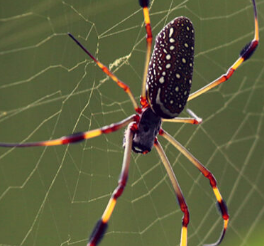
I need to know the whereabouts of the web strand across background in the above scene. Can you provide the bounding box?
[0,1,264,246]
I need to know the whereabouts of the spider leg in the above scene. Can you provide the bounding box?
[154,139,189,246]
[68,33,140,113]
[139,0,153,105]
[0,115,137,148]
[88,123,134,246]
[162,109,202,125]
[188,0,259,101]
[160,129,229,246]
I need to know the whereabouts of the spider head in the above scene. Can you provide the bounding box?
[131,107,161,154]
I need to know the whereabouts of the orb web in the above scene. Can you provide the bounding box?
[0,1,263,246]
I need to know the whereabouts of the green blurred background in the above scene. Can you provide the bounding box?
[0,0,263,246]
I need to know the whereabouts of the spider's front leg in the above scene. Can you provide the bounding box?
[160,129,229,246]
[87,123,134,246]
[154,139,189,246]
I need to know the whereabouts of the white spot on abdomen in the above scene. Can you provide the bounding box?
[169,27,174,37]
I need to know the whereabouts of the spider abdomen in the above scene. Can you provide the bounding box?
[146,17,195,119]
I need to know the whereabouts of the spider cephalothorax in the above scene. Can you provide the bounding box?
[131,107,161,153]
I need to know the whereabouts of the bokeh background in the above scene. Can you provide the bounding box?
[0,0,263,246]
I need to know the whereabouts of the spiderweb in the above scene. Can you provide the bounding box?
[0,0,263,246]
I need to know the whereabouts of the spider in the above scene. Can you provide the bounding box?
[0,0,259,246]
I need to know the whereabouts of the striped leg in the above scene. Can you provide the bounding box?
[162,109,202,125]
[68,33,140,113]
[188,0,259,102]
[88,123,134,246]
[139,0,153,106]
[154,139,189,246]
[160,129,229,246]
[0,115,137,148]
